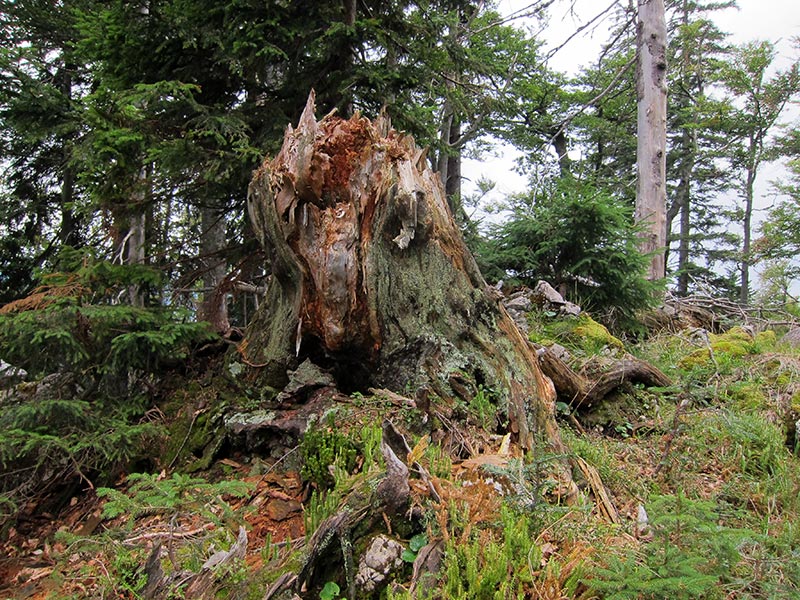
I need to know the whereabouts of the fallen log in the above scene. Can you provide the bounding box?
[538,347,672,410]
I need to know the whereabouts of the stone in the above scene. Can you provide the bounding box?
[505,295,532,311]
[782,327,800,347]
[276,359,336,404]
[355,535,404,593]
[560,302,581,316]
[533,280,566,305]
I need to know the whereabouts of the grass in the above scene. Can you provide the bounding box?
[10,316,800,599]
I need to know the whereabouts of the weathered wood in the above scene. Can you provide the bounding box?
[635,0,668,280]
[244,91,566,454]
[539,347,672,410]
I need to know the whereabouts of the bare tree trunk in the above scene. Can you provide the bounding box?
[740,144,756,304]
[198,206,230,333]
[57,64,80,248]
[552,130,572,178]
[635,0,668,280]
[445,117,461,207]
[244,92,569,454]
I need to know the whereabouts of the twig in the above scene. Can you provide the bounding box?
[167,411,199,470]
[123,522,215,544]
[653,396,691,477]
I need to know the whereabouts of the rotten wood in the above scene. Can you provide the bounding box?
[244,90,569,456]
[538,347,672,410]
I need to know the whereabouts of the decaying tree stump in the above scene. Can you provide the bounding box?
[243,91,563,453]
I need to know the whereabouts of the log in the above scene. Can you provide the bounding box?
[243,91,566,453]
[538,347,672,410]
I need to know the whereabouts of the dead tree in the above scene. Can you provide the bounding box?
[243,92,564,453]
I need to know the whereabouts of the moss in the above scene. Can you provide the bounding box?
[572,315,625,352]
[791,390,800,414]
[527,312,624,356]
[161,377,240,471]
[679,326,758,369]
[724,382,768,412]
[755,329,777,348]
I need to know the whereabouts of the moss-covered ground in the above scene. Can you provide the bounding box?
[4,313,800,599]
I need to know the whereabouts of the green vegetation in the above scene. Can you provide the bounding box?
[478,180,661,327]
[0,254,215,528]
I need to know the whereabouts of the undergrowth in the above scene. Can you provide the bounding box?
[5,295,800,599]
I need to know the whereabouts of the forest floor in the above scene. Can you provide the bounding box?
[3,302,800,599]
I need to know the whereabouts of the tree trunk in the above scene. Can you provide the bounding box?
[672,0,694,296]
[244,92,566,454]
[538,347,671,410]
[198,206,230,333]
[740,140,757,304]
[57,64,80,248]
[635,0,668,280]
[552,130,572,179]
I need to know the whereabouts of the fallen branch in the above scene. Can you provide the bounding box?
[538,348,671,410]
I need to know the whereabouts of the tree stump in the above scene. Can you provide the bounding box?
[243,91,563,453]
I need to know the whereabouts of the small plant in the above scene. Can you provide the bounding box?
[304,488,342,540]
[401,533,428,563]
[588,492,748,600]
[300,414,358,488]
[319,580,343,600]
[98,472,252,527]
[469,385,497,430]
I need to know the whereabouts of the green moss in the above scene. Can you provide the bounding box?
[756,329,777,348]
[679,327,758,369]
[528,312,624,355]
[724,382,768,412]
[572,315,625,352]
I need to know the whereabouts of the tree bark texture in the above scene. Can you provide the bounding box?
[198,206,230,333]
[635,0,668,280]
[244,92,562,451]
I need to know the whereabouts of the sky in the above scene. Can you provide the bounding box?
[464,0,800,234]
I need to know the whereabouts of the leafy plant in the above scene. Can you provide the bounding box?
[401,533,428,563]
[0,253,217,527]
[300,413,359,488]
[98,472,251,526]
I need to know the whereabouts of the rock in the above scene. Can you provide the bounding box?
[533,280,566,305]
[561,301,581,316]
[0,360,27,386]
[355,535,404,593]
[505,295,532,311]
[548,343,571,362]
[276,359,336,404]
[782,327,800,347]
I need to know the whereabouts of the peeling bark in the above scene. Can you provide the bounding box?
[244,91,564,453]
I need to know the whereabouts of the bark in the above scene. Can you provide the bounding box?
[552,130,571,178]
[635,0,668,280]
[740,140,756,304]
[538,347,671,410]
[198,206,230,333]
[672,1,695,296]
[111,167,148,306]
[57,65,80,248]
[244,92,565,453]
